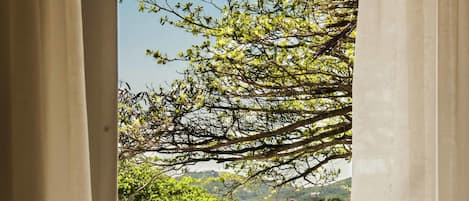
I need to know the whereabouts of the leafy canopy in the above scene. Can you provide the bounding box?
[119,0,357,187]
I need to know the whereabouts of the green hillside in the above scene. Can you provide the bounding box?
[183,171,351,201]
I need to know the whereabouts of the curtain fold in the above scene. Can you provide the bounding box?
[0,0,117,201]
[82,0,118,200]
[353,0,469,200]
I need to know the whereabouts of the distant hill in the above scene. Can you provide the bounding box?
[183,170,351,201]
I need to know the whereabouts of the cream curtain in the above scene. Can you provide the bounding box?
[0,0,117,201]
[353,0,469,200]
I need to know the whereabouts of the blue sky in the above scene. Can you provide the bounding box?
[118,0,352,178]
[118,0,194,91]
[118,0,227,172]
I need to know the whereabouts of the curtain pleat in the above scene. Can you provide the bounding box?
[0,0,13,200]
[437,0,469,199]
[0,0,117,201]
[353,0,469,200]
[82,0,118,200]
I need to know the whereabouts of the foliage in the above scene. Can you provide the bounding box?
[118,159,225,201]
[119,0,357,187]
[185,171,351,201]
[117,161,350,201]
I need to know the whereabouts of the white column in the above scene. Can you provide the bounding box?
[352,0,469,200]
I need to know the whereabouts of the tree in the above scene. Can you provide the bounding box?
[119,0,356,187]
[118,158,225,201]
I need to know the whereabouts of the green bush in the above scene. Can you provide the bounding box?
[118,160,224,201]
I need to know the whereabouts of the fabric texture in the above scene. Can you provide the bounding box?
[353,0,469,200]
[0,0,117,201]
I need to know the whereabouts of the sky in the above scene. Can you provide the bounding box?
[118,0,351,178]
[119,0,193,91]
[119,0,227,172]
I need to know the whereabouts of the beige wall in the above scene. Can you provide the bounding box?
[353,0,468,200]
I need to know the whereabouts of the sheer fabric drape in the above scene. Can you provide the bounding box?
[353,0,469,200]
[0,0,117,201]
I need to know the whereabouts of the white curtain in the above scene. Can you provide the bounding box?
[0,0,117,201]
[353,0,469,200]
